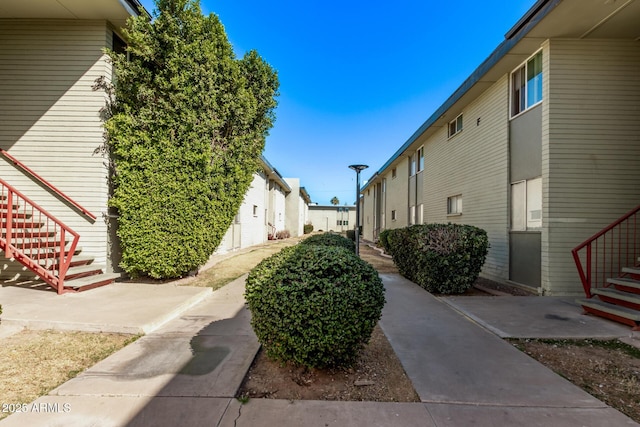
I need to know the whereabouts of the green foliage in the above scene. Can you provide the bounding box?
[303,224,313,234]
[245,245,385,368]
[346,229,355,241]
[103,0,279,278]
[378,229,391,253]
[300,233,355,253]
[330,196,340,206]
[384,224,489,294]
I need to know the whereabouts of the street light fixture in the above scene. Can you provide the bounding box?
[348,164,368,255]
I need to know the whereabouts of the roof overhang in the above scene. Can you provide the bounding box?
[363,0,640,189]
[260,156,292,194]
[0,0,147,28]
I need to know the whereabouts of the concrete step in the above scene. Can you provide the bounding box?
[1,220,45,228]
[7,237,67,249]
[608,276,640,294]
[1,229,55,238]
[20,246,82,258]
[622,267,640,276]
[0,211,32,219]
[577,298,640,330]
[63,264,105,280]
[63,272,119,292]
[44,255,94,269]
[591,287,640,310]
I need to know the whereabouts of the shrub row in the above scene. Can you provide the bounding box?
[381,224,489,294]
[245,234,384,368]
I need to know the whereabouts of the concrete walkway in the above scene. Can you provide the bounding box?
[1,273,639,426]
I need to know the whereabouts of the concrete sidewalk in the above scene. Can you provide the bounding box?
[1,273,639,426]
[0,281,212,335]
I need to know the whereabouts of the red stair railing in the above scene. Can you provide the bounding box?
[1,148,96,220]
[572,204,640,298]
[0,177,80,294]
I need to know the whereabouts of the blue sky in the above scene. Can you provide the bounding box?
[138,0,538,205]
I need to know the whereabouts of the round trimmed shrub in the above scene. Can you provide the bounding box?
[245,245,385,368]
[300,233,355,253]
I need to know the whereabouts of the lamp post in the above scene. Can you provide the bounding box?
[348,164,368,255]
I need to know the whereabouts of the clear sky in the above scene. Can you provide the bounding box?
[138,0,538,205]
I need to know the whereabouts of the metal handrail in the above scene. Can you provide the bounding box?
[0,177,80,294]
[0,148,96,220]
[571,204,640,298]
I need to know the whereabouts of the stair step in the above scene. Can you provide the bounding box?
[0,211,32,219]
[8,238,67,249]
[622,267,640,276]
[21,246,82,258]
[2,230,56,238]
[608,277,640,293]
[592,287,640,310]
[0,203,20,210]
[41,255,93,270]
[63,273,119,292]
[1,221,45,228]
[63,264,105,280]
[577,298,640,329]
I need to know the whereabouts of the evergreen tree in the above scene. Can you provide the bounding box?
[104,0,279,278]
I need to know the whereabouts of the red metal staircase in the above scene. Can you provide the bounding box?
[0,177,118,294]
[572,204,640,330]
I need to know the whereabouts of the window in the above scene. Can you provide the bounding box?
[417,147,424,172]
[417,204,424,224]
[343,220,348,226]
[392,168,397,179]
[448,114,463,138]
[409,205,416,225]
[382,178,386,193]
[511,178,542,230]
[409,154,416,176]
[391,210,397,221]
[511,50,543,117]
[253,205,258,217]
[337,220,342,226]
[447,195,462,215]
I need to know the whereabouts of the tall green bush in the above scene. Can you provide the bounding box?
[385,224,489,294]
[103,0,279,278]
[245,245,385,368]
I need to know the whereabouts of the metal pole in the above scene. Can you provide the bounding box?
[349,164,368,257]
[355,170,360,255]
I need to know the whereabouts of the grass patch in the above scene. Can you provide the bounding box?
[185,238,302,290]
[0,330,138,419]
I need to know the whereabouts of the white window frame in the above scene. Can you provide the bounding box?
[409,154,416,176]
[417,203,424,224]
[416,147,424,172]
[511,177,542,230]
[448,114,463,138]
[447,195,462,216]
[510,49,543,118]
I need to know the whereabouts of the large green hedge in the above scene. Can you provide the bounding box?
[384,224,489,294]
[103,0,279,278]
[245,245,385,368]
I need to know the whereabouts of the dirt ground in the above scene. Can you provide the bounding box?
[238,241,640,424]
[512,339,640,423]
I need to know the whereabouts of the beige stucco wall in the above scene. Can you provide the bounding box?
[0,19,114,281]
[308,205,355,233]
[542,38,640,295]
